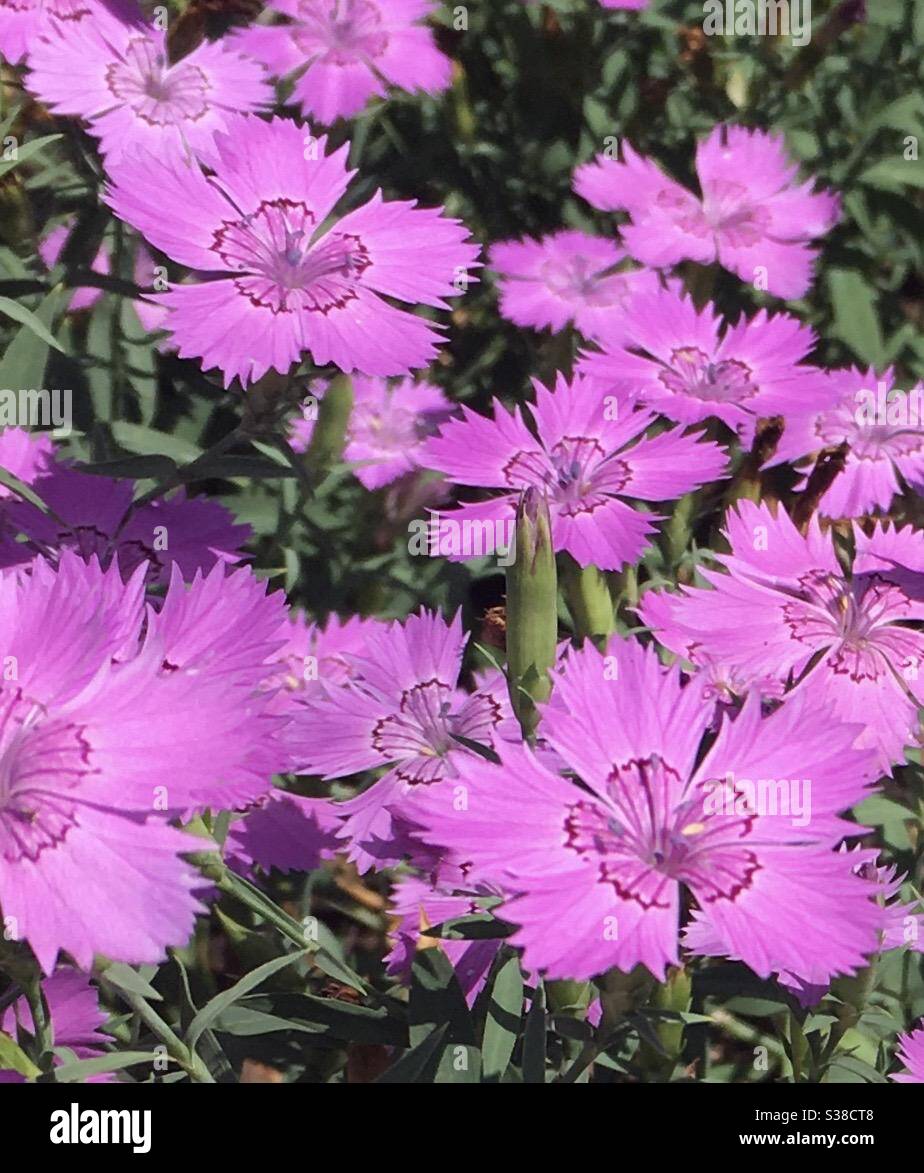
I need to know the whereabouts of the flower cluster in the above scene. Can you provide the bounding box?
[1,0,919,1092]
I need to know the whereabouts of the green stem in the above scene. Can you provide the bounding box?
[0,941,53,1073]
[710,1008,786,1059]
[662,491,698,575]
[215,868,310,951]
[560,554,615,645]
[108,218,125,422]
[824,956,879,1073]
[452,63,477,145]
[118,425,244,521]
[305,373,353,486]
[22,973,53,1074]
[114,988,215,1084]
[787,1009,810,1083]
[616,563,639,611]
[547,979,592,1080]
[277,433,316,499]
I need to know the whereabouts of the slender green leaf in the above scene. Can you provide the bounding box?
[0,295,65,353]
[0,1030,41,1079]
[0,288,65,390]
[482,956,523,1082]
[0,464,55,515]
[185,950,308,1050]
[376,1023,447,1084]
[0,134,63,179]
[99,963,163,1003]
[522,983,547,1084]
[53,1051,162,1082]
[827,269,885,367]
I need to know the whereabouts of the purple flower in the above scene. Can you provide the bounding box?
[148,560,291,696]
[0,553,292,971]
[131,240,170,338]
[574,126,839,299]
[386,862,505,1006]
[291,375,454,490]
[639,592,788,713]
[26,7,272,165]
[639,500,924,771]
[261,615,394,786]
[0,0,140,66]
[1,968,109,1080]
[688,659,787,717]
[226,791,341,877]
[893,1024,924,1082]
[0,556,197,970]
[687,849,923,1006]
[421,372,728,571]
[411,636,883,984]
[577,286,832,444]
[105,115,479,387]
[231,0,452,126]
[39,221,110,313]
[0,435,250,584]
[0,428,54,495]
[268,611,384,706]
[769,368,924,519]
[489,230,661,341]
[290,610,512,872]
[39,223,169,333]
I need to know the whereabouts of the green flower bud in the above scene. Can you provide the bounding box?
[506,488,558,740]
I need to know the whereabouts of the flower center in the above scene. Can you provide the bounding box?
[562,755,760,906]
[702,179,772,248]
[105,39,210,125]
[212,199,372,314]
[658,347,758,404]
[0,690,94,864]
[816,408,924,461]
[52,523,108,564]
[502,436,629,516]
[48,526,162,584]
[538,256,630,309]
[356,405,419,454]
[782,570,915,682]
[296,0,389,63]
[370,681,501,787]
[786,571,868,645]
[371,680,458,765]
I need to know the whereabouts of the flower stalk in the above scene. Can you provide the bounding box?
[305,373,354,486]
[560,554,615,645]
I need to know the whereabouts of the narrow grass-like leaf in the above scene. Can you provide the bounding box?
[0,134,63,179]
[0,295,65,353]
[185,950,308,1050]
[482,956,523,1082]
